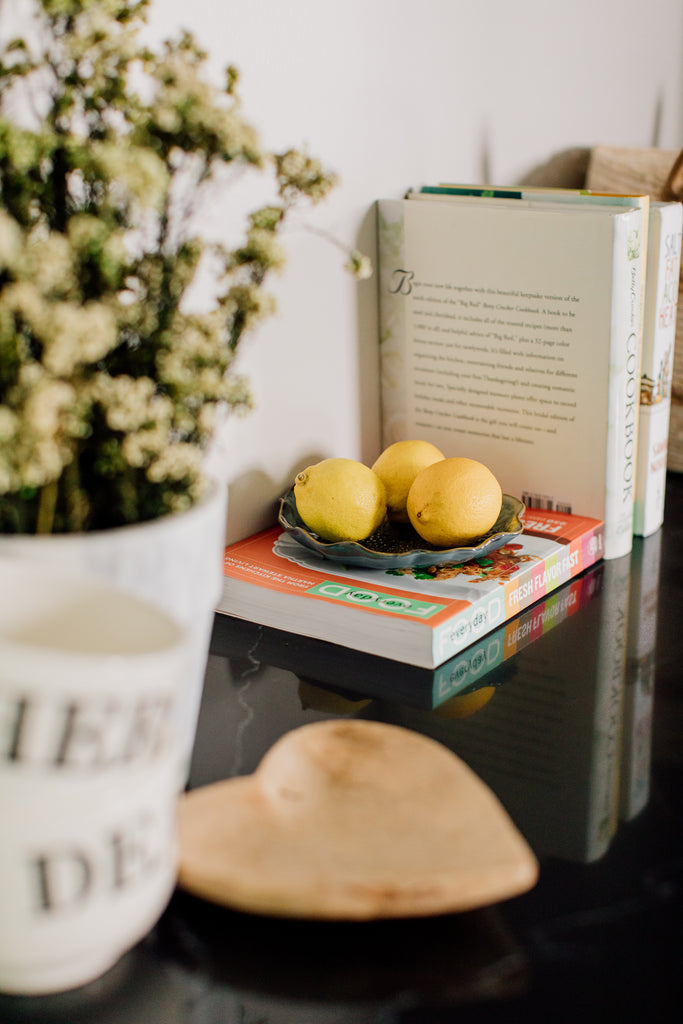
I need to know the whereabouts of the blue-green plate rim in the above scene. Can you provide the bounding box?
[277,490,526,569]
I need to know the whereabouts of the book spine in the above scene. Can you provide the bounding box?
[602,209,644,560]
[430,521,603,666]
[430,570,591,706]
[431,587,507,668]
[633,202,683,536]
[376,200,410,443]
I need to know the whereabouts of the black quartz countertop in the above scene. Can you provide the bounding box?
[2,475,682,1024]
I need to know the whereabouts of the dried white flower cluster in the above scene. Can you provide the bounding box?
[0,0,369,534]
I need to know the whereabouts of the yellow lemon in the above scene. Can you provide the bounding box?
[298,679,373,715]
[435,686,496,720]
[293,458,387,542]
[371,440,445,522]
[407,457,502,547]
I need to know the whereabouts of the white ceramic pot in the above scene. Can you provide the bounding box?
[0,477,227,780]
[0,559,190,994]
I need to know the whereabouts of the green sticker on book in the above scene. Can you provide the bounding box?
[309,582,446,619]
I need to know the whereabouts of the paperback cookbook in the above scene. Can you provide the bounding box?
[219,508,604,669]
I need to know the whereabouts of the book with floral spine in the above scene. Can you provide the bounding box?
[218,508,604,669]
[633,201,682,535]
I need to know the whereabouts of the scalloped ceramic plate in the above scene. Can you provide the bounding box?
[277,490,526,569]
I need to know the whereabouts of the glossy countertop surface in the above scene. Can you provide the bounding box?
[2,475,682,1023]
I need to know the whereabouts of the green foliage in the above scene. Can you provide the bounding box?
[0,0,344,533]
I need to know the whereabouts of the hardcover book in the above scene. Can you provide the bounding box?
[377,192,646,559]
[408,185,683,534]
[586,144,683,476]
[633,201,682,535]
[219,508,604,669]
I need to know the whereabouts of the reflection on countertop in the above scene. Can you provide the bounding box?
[206,532,661,868]
[2,477,680,1024]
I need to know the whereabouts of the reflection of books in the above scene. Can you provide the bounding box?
[378,191,645,559]
[217,550,632,864]
[620,530,661,820]
[213,563,604,712]
[219,509,604,669]
[385,553,631,864]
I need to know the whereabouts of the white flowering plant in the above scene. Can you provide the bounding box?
[0,0,370,534]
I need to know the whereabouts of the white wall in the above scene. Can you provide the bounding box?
[54,2,683,539]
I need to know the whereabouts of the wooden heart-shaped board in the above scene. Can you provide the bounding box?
[177,719,538,919]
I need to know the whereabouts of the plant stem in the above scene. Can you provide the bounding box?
[64,456,87,532]
[36,480,58,534]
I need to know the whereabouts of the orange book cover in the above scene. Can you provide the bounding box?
[220,508,604,668]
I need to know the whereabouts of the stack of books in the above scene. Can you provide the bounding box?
[219,179,680,677]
